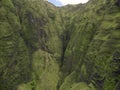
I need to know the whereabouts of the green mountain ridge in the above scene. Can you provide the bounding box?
[0,0,120,90]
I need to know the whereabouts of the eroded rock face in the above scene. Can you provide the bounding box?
[115,0,120,6]
[0,0,120,90]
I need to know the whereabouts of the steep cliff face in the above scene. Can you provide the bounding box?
[0,0,120,90]
[0,0,31,89]
[60,0,120,90]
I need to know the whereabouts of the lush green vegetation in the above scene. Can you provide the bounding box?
[0,0,120,90]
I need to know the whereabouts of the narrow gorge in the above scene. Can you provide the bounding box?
[0,0,120,90]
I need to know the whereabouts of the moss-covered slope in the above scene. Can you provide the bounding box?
[0,0,120,90]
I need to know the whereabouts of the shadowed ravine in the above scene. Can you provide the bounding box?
[0,0,120,90]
